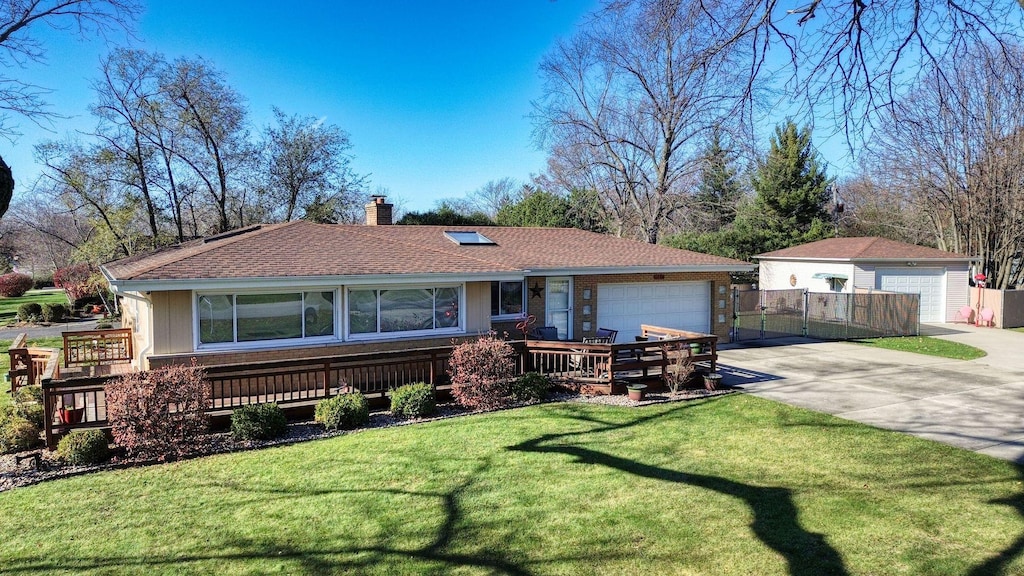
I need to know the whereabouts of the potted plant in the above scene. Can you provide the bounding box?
[704,373,723,391]
[59,404,85,424]
[627,383,647,401]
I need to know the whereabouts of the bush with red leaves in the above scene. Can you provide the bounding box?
[0,272,34,297]
[448,332,517,411]
[53,263,98,305]
[105,361,211,460]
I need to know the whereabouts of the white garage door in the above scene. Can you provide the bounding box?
[597,281,710,341]
[878,268,945,322]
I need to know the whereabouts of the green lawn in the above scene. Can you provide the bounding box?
[0,289,68,325]
[854,335,987,360]
[1010,327,1024,334]
[1,395,1022,575]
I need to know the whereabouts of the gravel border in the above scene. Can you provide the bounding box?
[0,387,735,493]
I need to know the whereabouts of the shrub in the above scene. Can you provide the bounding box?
[390,383,436,418]
[105,361,210,460]
[664,343,696,393]
[54,263,98,305]
[41,303,69,323]
[231,403,288,441]
[315,392,369,430]
[511,372,551,403]
[57,429,110,465]
[14,401,44,429]
[13,385,42,404]
[449,332,517,410]
[95,321,113,329]
[0,416,41,453]
[16,302,41,322]
[33,274,54,290]
[0,272,34,297]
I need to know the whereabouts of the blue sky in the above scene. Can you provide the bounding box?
[3,0,602,213]
[3,0,857,214]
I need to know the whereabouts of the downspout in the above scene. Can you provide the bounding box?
[104,268,154,370]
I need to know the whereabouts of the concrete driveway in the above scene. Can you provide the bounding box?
[717,324,1024,463]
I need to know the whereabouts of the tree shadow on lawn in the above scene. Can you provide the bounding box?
[0,456,635,575]
[968,463,1024,576]
[508,401,851,576]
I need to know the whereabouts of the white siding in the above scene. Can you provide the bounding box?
[759,261,855,292]
[944,268,970,322]
[854,265,875,290]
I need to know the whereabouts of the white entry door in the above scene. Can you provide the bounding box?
[545,277,572,340]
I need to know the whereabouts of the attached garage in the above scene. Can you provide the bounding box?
[877,268,945,323]
[597,281,711,341]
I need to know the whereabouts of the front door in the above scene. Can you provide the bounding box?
[545,277,572,340]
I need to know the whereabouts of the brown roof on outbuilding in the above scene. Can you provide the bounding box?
[755,237,971,261]
[103,221,751,283]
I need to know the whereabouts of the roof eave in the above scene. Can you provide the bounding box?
[527,264,755,276]
[109,271,530,293]
[755,256,975,262]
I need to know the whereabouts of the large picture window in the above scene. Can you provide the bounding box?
[491,281,524,317]
[198,291,336,346]
[348,286,461,337]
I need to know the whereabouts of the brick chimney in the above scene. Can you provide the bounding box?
[365,195,393,226]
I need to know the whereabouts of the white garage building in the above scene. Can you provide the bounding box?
[755,237,973,323]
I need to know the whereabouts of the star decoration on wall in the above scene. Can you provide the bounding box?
[529,282,543,299]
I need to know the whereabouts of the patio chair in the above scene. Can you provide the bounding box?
[529,326,559,341]
[595,327,618,343]
[979,308,995,327]
[955,305,974,323]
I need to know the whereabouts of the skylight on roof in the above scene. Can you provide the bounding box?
[444,231,496,245]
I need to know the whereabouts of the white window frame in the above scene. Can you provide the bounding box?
[344,283,465,341]
[193,288,340,351]
[490,280,526,320]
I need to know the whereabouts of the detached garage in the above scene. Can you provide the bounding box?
[756,237,973,323]
[597,281,711,341]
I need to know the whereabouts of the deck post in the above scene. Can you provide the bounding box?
[42,383,54,450]
[322,361,331,397]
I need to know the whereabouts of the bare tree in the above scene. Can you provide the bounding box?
[465,178,519,219]
[870,43,1024,289]
[703,0,1024,139]
[261,107,365,222]
[0,0,140,138]
[90,48,165,238]
[534,0,748,243]
[160,56,252,233]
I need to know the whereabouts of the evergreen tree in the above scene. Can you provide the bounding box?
[746,120,832,252]
[694,128,743,230]
[495,189,571,228]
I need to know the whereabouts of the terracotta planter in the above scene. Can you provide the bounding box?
[627,384,647,401]
[704,373,723,391]
[59,407,85,425]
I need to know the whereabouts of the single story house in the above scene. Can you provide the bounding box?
[755,237,973,323]
[103,198,753,369]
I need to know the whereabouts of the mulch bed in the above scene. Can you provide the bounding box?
[0,387,735,493]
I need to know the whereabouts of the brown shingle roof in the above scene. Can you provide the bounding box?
[104,222,751,283]
[755,237,971,261]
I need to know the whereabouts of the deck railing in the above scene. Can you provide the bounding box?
[7,333,60,395]
[35,325,715,448]
[38,344,469,448]
[63,328,133,368]
[524,327,717,392]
